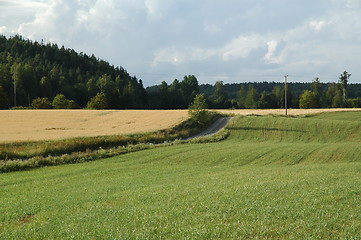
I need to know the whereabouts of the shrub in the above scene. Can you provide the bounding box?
[299,90,318,109]
[32,97,52,109]
[87,93,108,109]
[345,98,361,108]
[188,94,211,126]
[52,94,76,109]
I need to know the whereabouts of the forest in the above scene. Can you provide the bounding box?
[1,35,360,110]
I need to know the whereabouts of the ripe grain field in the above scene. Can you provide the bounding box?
[0,110,189,143]
[1,108,360,143]
[1,111,361,239]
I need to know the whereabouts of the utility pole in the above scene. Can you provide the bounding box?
[284,75,288,116]
[14,70,17,108]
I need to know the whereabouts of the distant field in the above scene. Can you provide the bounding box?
[1,108,361,143]
[0,110,188,143]
[1,112,361,239]
[218,108,361,116]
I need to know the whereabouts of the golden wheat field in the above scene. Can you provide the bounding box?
[0,110,189,143]
[1,109,361,143]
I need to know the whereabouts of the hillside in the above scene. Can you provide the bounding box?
[1,112,361,239]
[0,35,147,109]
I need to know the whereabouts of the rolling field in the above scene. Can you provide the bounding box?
[1,111,361,239]
[1,108,360,143]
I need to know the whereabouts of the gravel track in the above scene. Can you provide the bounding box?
[188,117,233,139]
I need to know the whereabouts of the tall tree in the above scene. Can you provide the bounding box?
[272,86,284,108]
[259,91,277,109]
[339,71,351,102]
[311,77,323,107]
[238,85,248,109]
[244,85,259,109]
[169,79,185,108]
[97,74,117,108]
[212,81,229,108]
[325,83,343,108]
[181,75,199,106]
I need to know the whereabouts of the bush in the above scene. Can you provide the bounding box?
[188,94,211,126]
[10,106,33,110]
[345,98,361,108]
[299,90,318,109]
[52,94,76,109]
[32,97,52,109]
[87,93,108,109]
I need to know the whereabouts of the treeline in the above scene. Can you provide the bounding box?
[0,35,360,110]
[149,75,361,109]
[0,35,147,109]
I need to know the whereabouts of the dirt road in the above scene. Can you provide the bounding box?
[188,117,233,139]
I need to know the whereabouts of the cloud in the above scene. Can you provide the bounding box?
[220,35,266,61]
[263,40,279,64]
[309,20,327,32]
[0,0,49,30]
[152,47,186,66]
[1,0,361,85]
[152,34,267,67]
[16,0,93,44]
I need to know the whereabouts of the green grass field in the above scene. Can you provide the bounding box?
[1,112,361,239]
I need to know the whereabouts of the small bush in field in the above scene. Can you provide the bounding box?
[52,94,76,109]
[32,97,52,109]
[188,94,211,126]
[87,93,108,109]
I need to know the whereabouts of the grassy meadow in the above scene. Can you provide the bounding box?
[1,111,361,239]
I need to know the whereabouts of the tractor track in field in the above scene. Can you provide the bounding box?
[188,117,233,139]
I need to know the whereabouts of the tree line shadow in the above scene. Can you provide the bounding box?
[227,127,306,133]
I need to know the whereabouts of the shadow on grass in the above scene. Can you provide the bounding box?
[227,127,306,133]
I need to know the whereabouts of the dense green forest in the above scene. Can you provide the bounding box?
[147,75,361,109]
[0,35,147,109]
[1,35,360,110]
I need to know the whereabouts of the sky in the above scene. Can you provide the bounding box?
[1,0,361,86]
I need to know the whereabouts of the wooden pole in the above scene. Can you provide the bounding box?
[284,75,288,116]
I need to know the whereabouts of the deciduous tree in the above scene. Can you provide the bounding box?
[188,94,210,126]
[339,71,351,102]
[87,93,108,109]
[52,94,76,109]
[299,90,318,109]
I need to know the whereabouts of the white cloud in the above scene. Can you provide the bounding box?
[346,0,361,9]
[152,47,186,67]
[309,20,327,32]
[220,35,266,61]
[0,26,9,34]
[152,34,267,66]
[203,24,222,34]
[1,0,361,85]
[18,0,80,42]
[263,40,279,64]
